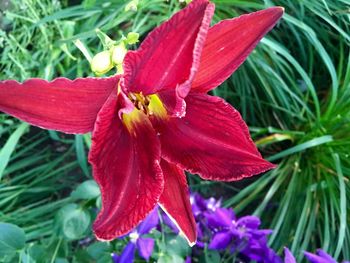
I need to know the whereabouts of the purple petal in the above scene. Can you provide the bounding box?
[191,193,207,215]
[206,208,235,229]
[111,252,119,263]
[316,249,337,263]
[230,228,246,240]
[304,251,334,263]
[241,237,283,263]
[118,243,136,263]
[284,247,297,263]
[138,207,159,235]
[196,223,204,239]
[237,215,261,229]
[185,256,191,263]
[205,197,222,212]
[208,231,232,250]
[250,229,273,239]
[243,245,281,263]
[162,212,179,234]
[264,248,283,263]
[137,237,155,261]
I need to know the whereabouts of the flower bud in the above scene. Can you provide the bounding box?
[125,0,138,12]
[90,50,113,75]
[126,32,139,45]
[111,44,127,65]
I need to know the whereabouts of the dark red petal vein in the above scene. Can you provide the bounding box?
[192,7,284,93]
[0,76,119,134]
[89,93,163,241]
[158,159,196,245]
[157,92,275,181]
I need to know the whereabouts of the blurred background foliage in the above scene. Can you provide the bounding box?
[0,0,349,262]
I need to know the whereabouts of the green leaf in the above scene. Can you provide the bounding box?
[55,204,91,240]
[71,180,100,200]
[86,242,110,260]
[19,250,35,263]
[27,244,45,262]
[75,135,89,177]
[0,222,26,257]
[204,250,220,263]
[164,234,189,257]
[73,39,93,63]
[55,258,69,263]
[83,0,97,8]
[95,28,116,49]
[0,123,28,180]
[333,153,347,258]
[157,254,183,263]
[267,135,333,162]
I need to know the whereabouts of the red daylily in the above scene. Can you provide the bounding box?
[0,0,283,245]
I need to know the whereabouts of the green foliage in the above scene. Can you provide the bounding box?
[0,222,26,259]
[70,180,100,200]
[211,0,350,261]
[0,0,349,262]
[55,203,91,240]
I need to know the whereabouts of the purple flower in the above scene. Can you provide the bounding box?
[284,247,296,263]
[304,249,337,263]
[207,208,269,250]
[112,208,159,262]
[185,256,192,263]
[162,211,179,234]
[191,193,221,217]
[284,247,350,263]
[195,199,279,262]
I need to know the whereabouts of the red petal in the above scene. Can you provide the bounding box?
[0,76,119,133]
[158,159,196,245]
[122,0,214,116]
[192,7,284,93]
[89,92,163,241]
[155,92,275,181]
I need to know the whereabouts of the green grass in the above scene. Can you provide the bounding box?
[0,0,349,262]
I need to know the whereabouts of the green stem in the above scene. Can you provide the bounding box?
[50,238,63,263]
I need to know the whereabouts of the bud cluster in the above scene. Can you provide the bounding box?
[90,30,139,76]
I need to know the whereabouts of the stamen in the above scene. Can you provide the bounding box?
[129,93,137,101]
[127,92,166,118]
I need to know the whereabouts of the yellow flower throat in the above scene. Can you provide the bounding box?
[122,92,167,132]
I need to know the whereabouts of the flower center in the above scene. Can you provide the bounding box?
[129,231,139,243]
[122,92,167,132]
[127,92,167,118]
[128,92,151,115]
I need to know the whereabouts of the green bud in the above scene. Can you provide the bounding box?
[91,51,113,75]
[126,32,139,45]
[125,0,138,12]
[111,44,127,65]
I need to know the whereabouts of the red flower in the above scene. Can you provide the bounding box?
[0,0,283,245]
